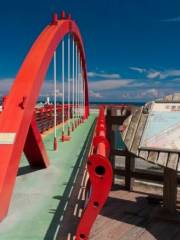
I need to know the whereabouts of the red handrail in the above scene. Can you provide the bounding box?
[76,105,113,240]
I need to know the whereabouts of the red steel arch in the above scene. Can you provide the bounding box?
[0,14,89,220]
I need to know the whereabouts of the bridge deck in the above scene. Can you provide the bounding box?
[0,114,96,240]
[90,185,180,240]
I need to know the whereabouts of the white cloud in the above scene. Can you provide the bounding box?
[89,90,103,99]
[159,70,180,79]
[130,67,161,79]
[0,78,63,97]
[147,71,161,79]
[130,67,180,80]
[88,71,121,79]
[129,67,146,73]
[0,78,14,95]
[142,88,159,98]
[89,79,133,91]
[162,16,180,23]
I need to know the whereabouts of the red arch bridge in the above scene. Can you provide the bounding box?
[0,11,114,240]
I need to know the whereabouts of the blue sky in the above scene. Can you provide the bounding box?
[0,0,180,102]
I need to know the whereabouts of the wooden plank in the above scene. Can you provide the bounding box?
[156,152,169,167]
[121,115,132,140]
[130,113,148,155]
[110,130,116,184]
[124,108,143,150]
[163,168,177,214]
[167,153,179,170]
[111,149,129,156]
[147,151,159,163]
[139,220,180,240]
[114,167,180,184]
[177,157,180,172]
[138,150,149,160]
[125,155,135,191]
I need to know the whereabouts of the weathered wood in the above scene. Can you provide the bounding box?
[114,167,180,183]
[163,168,177,214]
[138,150,149,160]
[90,187,180,240]
[125,155,135,191]
[167,153,179,170]
[111,149,130,156]
[147,151,159,163]
[157,152,168,167]
[110,130,116,184]
[124,108,143,150]
[131,113,148,155]
[109,94,180,173]
[121,115,133,140]
[177,157,180,172]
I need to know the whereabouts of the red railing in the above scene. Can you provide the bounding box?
[76,105,113,240]
[35,104,73,133]
[0,103,73,134]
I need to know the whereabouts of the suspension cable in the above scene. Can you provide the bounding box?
[78,51,80,120]
[76,43,78,121]
[62,39,65,133]
[53,50,58,150]
[83,68,85,119]
[80,59,83,119]
[54,51,57,138]
[72,36,75,127]
[68,34,70,127]
[77,50,79,120]
[78,52,80,118]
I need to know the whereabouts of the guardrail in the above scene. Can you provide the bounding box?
[76,105,113,240]
[1,97,72,134]
[35,104,72,133]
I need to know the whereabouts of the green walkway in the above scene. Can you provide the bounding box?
[0,114,96,240]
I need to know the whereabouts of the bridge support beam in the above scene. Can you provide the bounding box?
[0,13,89,222]
[24,115,49,168]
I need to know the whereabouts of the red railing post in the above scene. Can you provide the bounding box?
[76,105,113,240]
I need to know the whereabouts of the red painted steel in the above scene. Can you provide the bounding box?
[24,115,49,167]
[76,106,113,240]
[35,104,73,133]
[0,13,89,221]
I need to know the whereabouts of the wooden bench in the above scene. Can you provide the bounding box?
[106,93,180,215]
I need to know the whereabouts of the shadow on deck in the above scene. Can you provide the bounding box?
[90,185,180,240]
[44,120,96,240]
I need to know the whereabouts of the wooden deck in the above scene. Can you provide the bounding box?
[89,186,180,240]
[108,94,180,214]
[58,168,180,240]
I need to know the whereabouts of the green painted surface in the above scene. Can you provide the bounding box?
[114,130,126,150]
[0,114,96,240]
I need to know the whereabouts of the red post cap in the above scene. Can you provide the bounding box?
[51,13,58,25]
[61,10,66,19]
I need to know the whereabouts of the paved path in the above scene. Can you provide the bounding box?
[0,114,96,240]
